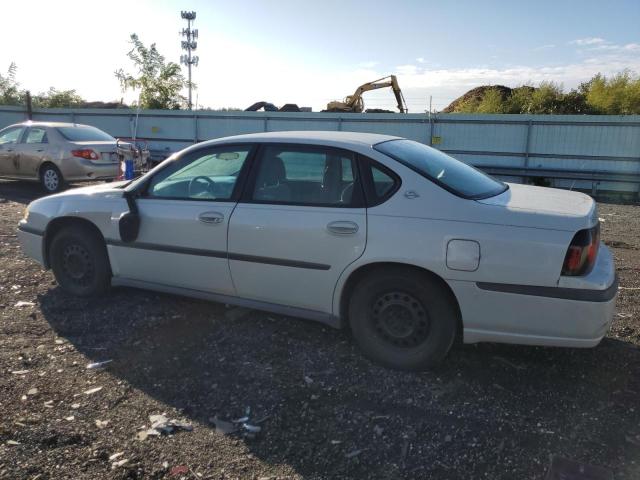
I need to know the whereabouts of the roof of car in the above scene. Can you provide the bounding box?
[5,121,94,128]
[204,130,402,147]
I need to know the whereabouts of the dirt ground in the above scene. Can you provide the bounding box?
[0,180,638,480]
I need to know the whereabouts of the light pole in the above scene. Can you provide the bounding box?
[180,11,199,110]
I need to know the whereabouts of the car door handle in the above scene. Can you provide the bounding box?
[36,149,44,152]
[198,211,224,224]
[327,221,359,235]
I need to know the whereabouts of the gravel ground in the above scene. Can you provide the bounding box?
[0,180,639,480]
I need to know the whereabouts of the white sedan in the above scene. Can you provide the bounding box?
[17,131,617,370]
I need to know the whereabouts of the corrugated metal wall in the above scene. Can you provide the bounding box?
[1,106,638,194]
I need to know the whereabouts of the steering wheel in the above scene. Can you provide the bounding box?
[188,176,216,198]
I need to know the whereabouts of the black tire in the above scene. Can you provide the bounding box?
[40,163,65,193]
[348,268,458,371]
[49,225,111,297]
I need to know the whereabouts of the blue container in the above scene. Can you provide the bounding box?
[124,159,135,180]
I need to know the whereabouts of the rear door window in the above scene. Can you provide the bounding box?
[249,145,362,206]
[24,128,48,144]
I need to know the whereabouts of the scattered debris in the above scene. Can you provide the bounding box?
[14,301,35,307]
[304,375,314,385]
[345,449,363,459]
[111,459,128,469]
[243,423,262,433]
[137,414,193,440]
[211,407,264,438]
[6,440,21,446]
[11,370,30,375]
[71,403,80,409]
[95,420,109,429]
[27,388,38,396]
[109,452,124,461]
[83,387,102,395]
[65,416,74,421]
[86,360,112,370]
[210,416,238,435]
[170,465,189,476]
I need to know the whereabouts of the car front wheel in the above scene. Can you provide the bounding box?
[40,164,64,193]
[49,225,111,297]
[348,268,458,371]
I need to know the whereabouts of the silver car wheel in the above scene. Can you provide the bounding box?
[43,168,59,191]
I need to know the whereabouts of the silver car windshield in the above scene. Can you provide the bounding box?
[57,126,115,142]
[374,139,507,199]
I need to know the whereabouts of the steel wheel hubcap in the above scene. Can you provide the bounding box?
[62,243,93,285]
[371,292,430,348]
[43,170,59,190]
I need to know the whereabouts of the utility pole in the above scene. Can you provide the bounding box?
[180,11,199,110]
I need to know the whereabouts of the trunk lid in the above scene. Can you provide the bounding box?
[477,183,598,231]
[70,141,131,163]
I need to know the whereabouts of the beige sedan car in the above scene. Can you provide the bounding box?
[0,121,124,192]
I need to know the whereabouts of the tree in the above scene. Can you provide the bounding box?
[33,87,84,108]
[0,62,23,105]
[115,34,188,109]
[586,71,640,115]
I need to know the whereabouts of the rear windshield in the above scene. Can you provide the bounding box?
[56,126,115,142]
[374,139,507,199]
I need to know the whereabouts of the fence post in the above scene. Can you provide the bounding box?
[429,114,435,146]
[193,113,198,143]
[523,119,532,184]
[337,117,342,131]
[264,116,268,132]
[25,91,32,120]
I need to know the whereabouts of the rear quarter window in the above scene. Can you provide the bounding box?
[374,139,507,199]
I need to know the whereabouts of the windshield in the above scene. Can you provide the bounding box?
[57,126,115,142]
[374,139,507,199]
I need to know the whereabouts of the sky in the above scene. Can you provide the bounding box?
[1,0,639,112]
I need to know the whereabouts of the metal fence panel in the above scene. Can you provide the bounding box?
[0,106,638,194]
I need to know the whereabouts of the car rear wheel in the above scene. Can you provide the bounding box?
[40,164,64,193]
[49,225,111,297]
[348,268,458,371]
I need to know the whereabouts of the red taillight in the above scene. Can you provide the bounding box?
[562,224,600,276]
[71,149,99,160]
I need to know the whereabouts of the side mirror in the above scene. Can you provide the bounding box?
[118,211,140,242]
[118,191,140,242]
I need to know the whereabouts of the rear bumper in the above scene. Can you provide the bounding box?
[451,245,618,347]
[17,222,45,266]
[61,159,119,181]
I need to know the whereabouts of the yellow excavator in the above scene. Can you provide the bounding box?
[324,75,408,113]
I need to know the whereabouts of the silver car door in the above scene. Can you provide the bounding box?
[108,144,254,295]
[18,127,50,178]
[228,144,367,314]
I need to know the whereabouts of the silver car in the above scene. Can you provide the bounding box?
[17,131,617,371]
[0,121,123,193]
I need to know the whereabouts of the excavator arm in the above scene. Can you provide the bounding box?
[327,75,408,113]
